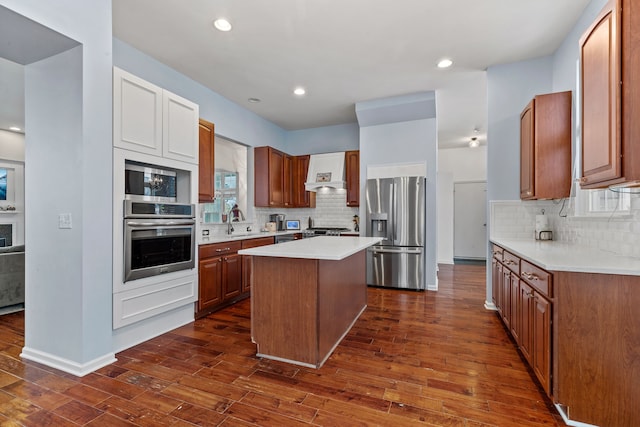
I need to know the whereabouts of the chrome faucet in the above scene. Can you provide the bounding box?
[227,214,234,235]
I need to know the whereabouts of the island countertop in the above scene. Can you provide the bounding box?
[238,236,383,260]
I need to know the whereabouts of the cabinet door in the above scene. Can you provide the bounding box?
[283,154,293,207]
[198,257,223,311]
[162,90,199,164]
[518,280,533,363]
[269,149,285,207]
[345,150,360,207]
[494,261,503,315]
[113,67,163,156]
[509,273,520,344]
[520,100,535,199]
[241,237,275,293]
[501,269,511,329]
[533,293,552,395]
[222,254,242,300]
[580,0,622,188]
[198,119,215,202]
[292,155,315,208]
[492,258,500,310]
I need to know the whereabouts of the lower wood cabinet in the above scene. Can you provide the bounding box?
[197,237,275,318]
[491,244,553,397]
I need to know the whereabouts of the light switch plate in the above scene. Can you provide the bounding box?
[58,213,72,229]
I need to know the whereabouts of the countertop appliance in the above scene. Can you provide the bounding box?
[302,227,350,238]
[365,176,425,290]
[269,213,286,231]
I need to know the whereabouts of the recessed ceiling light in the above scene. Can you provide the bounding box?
[9,126,21,132]
[213,18,232,32]
[437,58,453,69]
[469,137,480,148]
[293,87,306,96]
[248,97,261,103]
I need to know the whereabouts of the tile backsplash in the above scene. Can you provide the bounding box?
[491,195,640,258]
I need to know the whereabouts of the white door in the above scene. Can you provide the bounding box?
[454,181,487,260]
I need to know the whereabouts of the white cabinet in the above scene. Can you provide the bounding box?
[113,67,199,164]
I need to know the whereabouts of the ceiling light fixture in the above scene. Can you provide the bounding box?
[248,97,261,103]
[437,58,453,69]
[469,137,480,148]
[293,87,306,96]
[213,18,232,32]
[9,126,21,132]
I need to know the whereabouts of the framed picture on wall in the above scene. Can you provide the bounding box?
[0,168,7,201]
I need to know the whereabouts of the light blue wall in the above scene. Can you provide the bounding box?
[284,123,359,155]
[486,56,553,202]
[113,38,285,151]
[2,0,114,370]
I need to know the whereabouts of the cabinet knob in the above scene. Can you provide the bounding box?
[527,191,532,196]
[580,177,587,184]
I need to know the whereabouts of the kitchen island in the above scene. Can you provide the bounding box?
[238,236,382,368]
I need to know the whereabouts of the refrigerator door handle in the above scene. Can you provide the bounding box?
[392,181,397,243]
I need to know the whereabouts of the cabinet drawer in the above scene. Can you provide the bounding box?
[502,250,520,274]
[492,244,504,261]
[241,237,275,249]
[200,241,242,259]
[520,260,552,298]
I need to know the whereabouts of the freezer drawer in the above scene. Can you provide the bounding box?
[366,246,424,290]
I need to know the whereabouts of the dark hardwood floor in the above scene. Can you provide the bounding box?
[0,264,563,426]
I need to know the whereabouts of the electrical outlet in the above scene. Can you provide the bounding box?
[202,229,210,236]
[58,213,72,229]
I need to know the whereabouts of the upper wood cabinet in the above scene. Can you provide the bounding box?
[580,0,640,188]
[283,154,293,207]
[292,155,316,208]
[198,119,215,202]
[345,150,360,207]
[519,91,572,200]
[113,67,199,164]
[254,146,285,207]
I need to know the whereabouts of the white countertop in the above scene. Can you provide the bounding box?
[238,236,383,261]
[199,230,298,244]
[491,237,640,276]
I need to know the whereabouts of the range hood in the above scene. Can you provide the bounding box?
[305,152,345,191]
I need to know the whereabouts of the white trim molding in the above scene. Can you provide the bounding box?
[20,347,116,377]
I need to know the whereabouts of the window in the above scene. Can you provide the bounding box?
[201,136,248,223]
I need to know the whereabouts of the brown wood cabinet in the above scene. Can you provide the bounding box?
[198,119,215,202]
[520,91,572,200]
[345,150,360,207]
[554,271,640,427]
[292,155,316,208]
[197,241,243,317]
[240,236,275,293]
[255,146,285,207]
[580,0,640,188]
[491,244,553,397]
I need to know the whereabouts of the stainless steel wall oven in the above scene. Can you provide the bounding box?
[124,201,196,282]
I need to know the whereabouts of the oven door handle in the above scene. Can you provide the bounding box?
[126,219,196,227]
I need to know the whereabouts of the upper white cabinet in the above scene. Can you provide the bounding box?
[113,67,199,164]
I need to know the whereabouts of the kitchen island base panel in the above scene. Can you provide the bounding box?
[251,250,367,368]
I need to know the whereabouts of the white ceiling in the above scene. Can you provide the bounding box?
[2,1,591,149]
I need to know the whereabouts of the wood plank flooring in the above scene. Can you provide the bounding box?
[0,264,564,426]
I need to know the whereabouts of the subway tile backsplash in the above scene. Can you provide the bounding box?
[490,196,640,258]
[255,188,359,231]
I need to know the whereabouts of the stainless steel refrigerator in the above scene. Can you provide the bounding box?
[366,176,425,290]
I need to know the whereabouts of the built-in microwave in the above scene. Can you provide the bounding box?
[124,162,177,202]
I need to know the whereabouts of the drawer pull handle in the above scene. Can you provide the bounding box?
[522,272,539,281]
[216,247,231,252]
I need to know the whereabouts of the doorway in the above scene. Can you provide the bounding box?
[453,181,486,262]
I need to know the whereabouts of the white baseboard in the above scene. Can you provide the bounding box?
[484,301,497,310]
[20,347,116,377]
